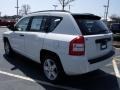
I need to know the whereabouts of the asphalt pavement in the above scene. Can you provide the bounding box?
[0,27,120,90]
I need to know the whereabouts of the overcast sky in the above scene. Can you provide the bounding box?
[0,0,120,17]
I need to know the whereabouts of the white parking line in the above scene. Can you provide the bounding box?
[112,60,120,78]
[0,70,81,90]
[116,48,120,50]
[114,56,120,58]
[112,60,120,89]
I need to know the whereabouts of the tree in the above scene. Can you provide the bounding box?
[58,0,75,10]
[110,14,120,23]
[19,4,31,16]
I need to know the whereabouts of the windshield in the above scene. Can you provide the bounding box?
[75,19,110,35]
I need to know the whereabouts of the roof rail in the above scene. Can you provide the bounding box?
[28,10,70,14]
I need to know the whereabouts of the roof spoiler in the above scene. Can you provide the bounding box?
[72,14,101,20]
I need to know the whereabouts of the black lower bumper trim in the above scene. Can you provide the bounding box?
[88,50,115,64]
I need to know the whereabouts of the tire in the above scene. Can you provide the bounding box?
[4,41,13,56]
[42,55,64,82]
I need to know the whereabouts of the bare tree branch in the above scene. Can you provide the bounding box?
[58,0,63,5]
[65,0,75,6]
[110,14,120,21]
[57,0,76,10]
[19,4,31,16]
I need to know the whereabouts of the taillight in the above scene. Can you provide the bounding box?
[69,36,85,56]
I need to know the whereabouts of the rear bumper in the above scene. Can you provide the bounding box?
[88,50,115,64]
[60,50,115,75]
[88,51,114,72]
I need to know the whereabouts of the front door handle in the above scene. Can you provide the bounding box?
[19,34,24,37]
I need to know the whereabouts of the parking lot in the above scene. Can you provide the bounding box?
[0,27,120,90]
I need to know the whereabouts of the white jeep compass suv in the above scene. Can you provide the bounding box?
[3,10,115,82]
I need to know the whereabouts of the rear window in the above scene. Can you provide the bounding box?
[73,15,110,35]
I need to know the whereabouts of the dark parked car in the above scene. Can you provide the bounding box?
[0,20,15,26]
[110,23,120,34]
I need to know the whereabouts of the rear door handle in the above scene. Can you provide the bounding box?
[19,34,24,37]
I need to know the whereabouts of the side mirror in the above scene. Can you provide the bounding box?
[7,25,16,31]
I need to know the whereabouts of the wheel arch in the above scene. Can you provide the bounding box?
[3,37,9,43]
[40,49,65,73]
[40,49,61,62]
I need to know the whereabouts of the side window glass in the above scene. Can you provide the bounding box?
[30,17,43,31]
[48,17,62,32]
[15,17,30,31]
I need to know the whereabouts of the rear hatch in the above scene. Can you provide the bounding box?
[73,14,113,60]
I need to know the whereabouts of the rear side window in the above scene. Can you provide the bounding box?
[73,15,110,35]
[46,17,62,32]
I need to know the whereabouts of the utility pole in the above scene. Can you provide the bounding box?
[53,5,58,10]
[62,0,65,10]
[15,0,19,19]
[106,0,110,21]
[0,12,1,17]
[104,5,107,20]
[69,5,72,11]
